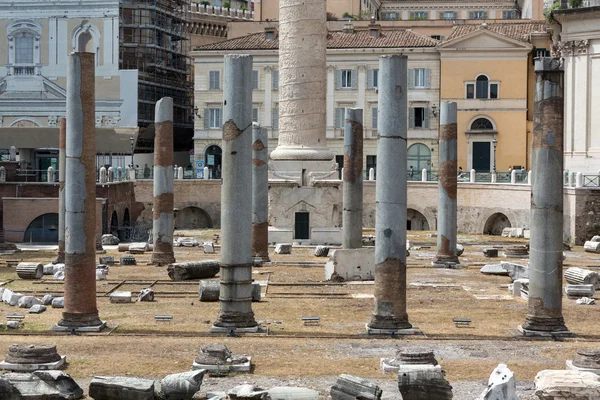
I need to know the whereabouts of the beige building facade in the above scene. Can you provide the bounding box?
[192,25,441,179]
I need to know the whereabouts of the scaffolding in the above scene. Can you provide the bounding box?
[120,0,194,152]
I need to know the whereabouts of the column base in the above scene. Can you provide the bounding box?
[366,323,422,336]
[518,322,574,338]
[213,311,258,331]
[431,260,463,269]
[53,322,106,333]
[55,251,65,264]
[252,256,271,265]
[367,315,412,332]
[54,313,106,332]
[151,252,176,266]
[210,325,261,334]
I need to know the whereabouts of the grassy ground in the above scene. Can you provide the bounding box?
[0,230,598,396]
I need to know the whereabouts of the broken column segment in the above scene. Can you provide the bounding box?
[342,108,364,250]
[519,57,571,337]
[57,118,66,263]
[396,350,453,400]
[56,52,103,331]
[330,374,382,400]
[251,123,270,264]
[367,55,413,333]
[151,97,176,266]
[192,344,251,373]
[433,102,459,267]
[0,344,66,372]
[212,54,258,332]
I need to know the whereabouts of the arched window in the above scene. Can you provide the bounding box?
[205,145,222,179]
[470,118,494,130]
[6,20,42,76]
[476,75,489,99]
[407,143,432,175]
[71,21,100,64]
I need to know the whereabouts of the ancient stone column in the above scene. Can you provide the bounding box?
[342,108,363,249]
[367,55,412,333]
[433,102,459,267]
[269,0,333,161]
[519,58,571,337]
[213,54,257,331]
[56,52,103,330]
[151,97,176,266]
[57,117,66,263]
[252,123,270,263]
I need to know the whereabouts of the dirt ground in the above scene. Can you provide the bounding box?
[0,229,598,399]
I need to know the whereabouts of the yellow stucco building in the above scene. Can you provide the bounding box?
[438,22,550,173]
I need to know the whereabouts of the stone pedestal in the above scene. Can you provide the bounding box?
[0,344,66,372]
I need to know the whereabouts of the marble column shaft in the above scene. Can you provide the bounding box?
[521,58,570,335]
[368,55,412,331]
[434,102,459,265]
[252,123,270,263]
[342,108,363,249]
[57,117,66,263]
[214,54,257,329]
[58,52,101,328]
[151,97,176,266]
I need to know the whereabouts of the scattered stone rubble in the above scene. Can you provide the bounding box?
[274,244,292,255]
[330,374,382,400]
[175,237,200,247]
[0,370,83,399]
[16,262,43,279]
[138,288,155,302]
[101,234,119,245]
[534,370,600,399]
[192,344,251,373]
[168,261,220,281]
[314,246,329,257]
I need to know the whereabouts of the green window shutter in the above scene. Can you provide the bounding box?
[204,108,209,129]
[408,69,415,89]
[372,107,378,130]
[335,70,341,89]
[425,69,431,88]
[408,108,415,129]
[218,108,223,128]
[424,107,430,129]
[367,70,373,88]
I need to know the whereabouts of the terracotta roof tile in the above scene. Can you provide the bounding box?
[194,28,439,51]
[444,21,549,42]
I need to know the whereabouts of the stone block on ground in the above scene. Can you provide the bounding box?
[41,294,54,305]
[53,271,65,281]
[159,370,204,400]
[501,262,529,281]
[89,376,155,400]
[456,244,464,257]
[53,264,65,274]
[502,228,524,238]
[480,264,508,276]
[16,262,43,280]
[109,291,132,304]
[6,292,23,306]
[325,248,375,282]
[28,304,47,314]
[227,384,268,399]
[137,288,154,302]
[477,363,518,400]
[483,249,499,258]
[192,344,250,373]
[565,268,600,289]
[198,280,219,302]
[331,374,382,400]
[0,370,83,399]
[0,344,65,372]
[99,256,115,265]
[584,241,600,253]
[43,264,55,275]
[591,236,600,243]
[176,237,199,247]
[6,321,21,329]
[397,367,453,400]
[51,297,64,308]
[266,387,319,400]
[203,243,215,254]
[96,269,107,281]
[252,283,261,302]
[314,246,330,257]
[128,243,149,254]
[565,285,595,299]
[534,370,600,399]
[18,296,42,309]
[576,297,595,305]
[168,261,220,281]
[274,243,292,255]
[120,256,137,266]
[101,234,120,245]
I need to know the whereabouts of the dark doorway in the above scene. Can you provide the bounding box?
[294,212,309,240]
[24,213,58,243]
[472,142,491,171]
[205,145,222,179]
[407,220,412,231]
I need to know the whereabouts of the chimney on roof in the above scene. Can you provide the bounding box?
[369,21,381,38]
[343,21,355,34]
[265,26,277,40]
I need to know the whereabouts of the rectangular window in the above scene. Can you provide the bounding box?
[476,80,489,99]
[272,70,279,90]
[409,107,429,129]
[252,70,259,90]
[439,11,457,20]
[335,108,345,129]
[341,69,353,88]
[272,107,279,129]
[415,69,426,88]
[410,11,428,20]
[414,107,425,128]
[410,68,430,89]
[502,10,517,19]
[368,69,378,89]
[209,71,220,90]
[252,107,259,123]
[371,107,378,130]
[466,83,474,99]
[490,83,498,99]
[381,12,399,20]
[15,36,34,64]
[470,11,488,19]
[430,35,444,41]
[208,108,222,129]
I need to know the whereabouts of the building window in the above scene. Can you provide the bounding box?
[381,12,399,20]
[335,108,345,129]
[502,10,517,19]
[410,11,428,20]
[533,48,551,64]
[204,108,222,129]
[470,118,494,130]
[439,11,457,20]
[409,68,430,89]
[470,11,488,19]
[7,20,42,76]
[252,107,259,123]
[272,107,279,130]
[490,83,498,99]
[407,143,432,173]
[431,35,444,40]
[368,69,378,89]
[209,71,220,90]
[409,107,429,129]
[466,84,474,99]
[272,70,279,90]
[476,75,489,99]
[371,107,378,130]
[414,69,427,88]
[337,69,356,89]
[252,70,259,90]
[15,35,34,64]
[467,75,499,99]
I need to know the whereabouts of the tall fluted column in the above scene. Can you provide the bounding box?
[270,0,333,161]
[252,123,270,263]
[56,52,103,330]
[519,58,571,337]
[151,98,176,266]
[367,55,412,333]
[342,108,363,249]
[57,117,66,263]
[213,54,258,331]
[433,102,459,266]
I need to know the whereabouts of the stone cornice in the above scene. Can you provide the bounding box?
[0,0,119,19]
